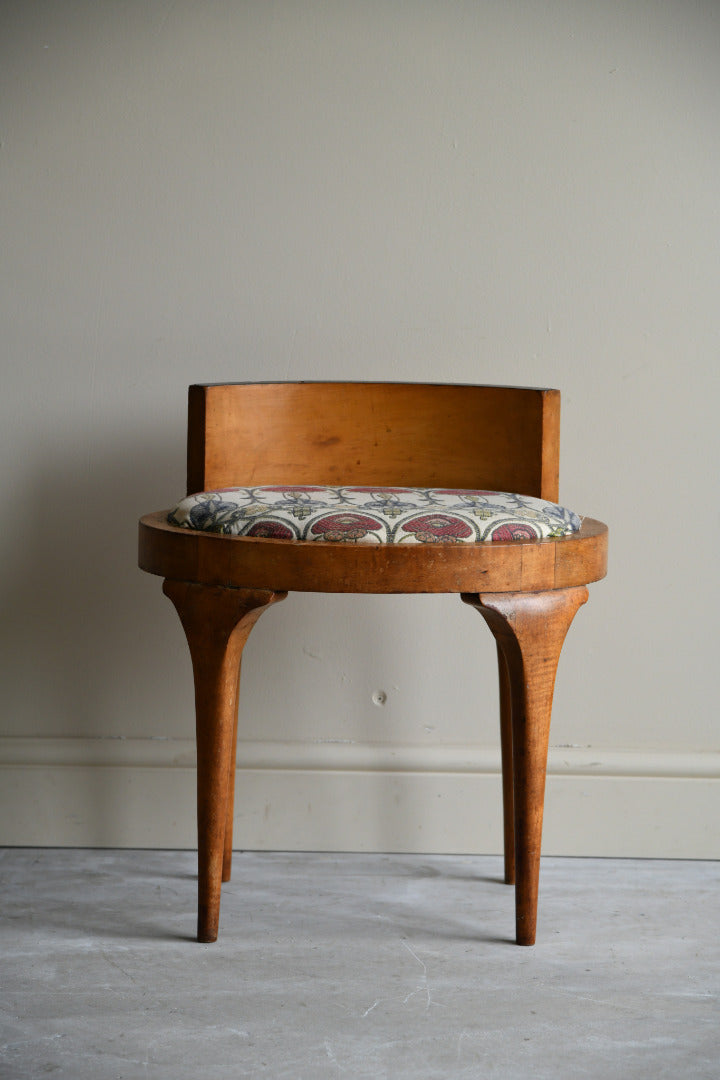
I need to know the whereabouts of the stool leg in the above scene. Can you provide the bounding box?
[163,581,287,943]
[222,660,242,884]
[496,641,515,885]
[462,587,588,945]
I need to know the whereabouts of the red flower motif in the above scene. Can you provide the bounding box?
[246,521,295,539]
[490,523,539,541]
[310,513,382,541]
[401,514,473,542]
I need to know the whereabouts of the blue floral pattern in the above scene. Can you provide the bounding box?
[167,486,581,544]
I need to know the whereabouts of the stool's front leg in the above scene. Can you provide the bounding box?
[163,581,287,943]
[462,587,588,945]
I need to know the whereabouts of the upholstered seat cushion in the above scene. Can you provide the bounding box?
[168,486,581,544]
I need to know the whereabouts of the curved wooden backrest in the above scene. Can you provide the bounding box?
[187,382,561,501]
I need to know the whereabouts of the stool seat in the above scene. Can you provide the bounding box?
[167,485,582,544]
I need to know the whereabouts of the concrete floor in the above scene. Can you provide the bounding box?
[1,850,718,1079]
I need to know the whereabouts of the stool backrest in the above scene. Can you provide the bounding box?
[187,382,560,501]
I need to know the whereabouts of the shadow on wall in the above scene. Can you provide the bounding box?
[0,421,487,851]
[0,427,192,742]
[0,421,412,846]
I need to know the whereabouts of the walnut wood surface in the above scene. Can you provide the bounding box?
[496,641,515,886]
[139,512,607,594]
[162,581,286,943]
[222,660,242,884]
[187,382,561,501]
[463,587,589,945]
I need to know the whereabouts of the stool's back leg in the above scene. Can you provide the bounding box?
[496,641,515,885]
[222,660,242,883]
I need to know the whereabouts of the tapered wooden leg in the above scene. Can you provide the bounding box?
[163,581,287,943]
[462,587,588,945]
[496,642,515,886]
[222,661,242,883]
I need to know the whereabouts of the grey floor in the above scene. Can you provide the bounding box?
[1,850,718,1079]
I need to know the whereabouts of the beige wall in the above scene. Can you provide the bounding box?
[1,1,718,856]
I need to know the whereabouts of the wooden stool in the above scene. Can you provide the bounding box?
[138,382,607,945]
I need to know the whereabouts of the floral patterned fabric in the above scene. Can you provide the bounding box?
[167,486,581,544]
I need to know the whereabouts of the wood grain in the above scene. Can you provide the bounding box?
[186,382,561,500]
[139,512,607,595]
[162,581,286,942]
[463,587,589,944]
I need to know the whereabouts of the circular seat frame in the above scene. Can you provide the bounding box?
[140,511,607,594]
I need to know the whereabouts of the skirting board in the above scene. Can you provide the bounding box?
[1,738,718,858]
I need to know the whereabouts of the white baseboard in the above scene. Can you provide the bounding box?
[1,737,718,858]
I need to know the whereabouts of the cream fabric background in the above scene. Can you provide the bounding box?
[1,1,718,855]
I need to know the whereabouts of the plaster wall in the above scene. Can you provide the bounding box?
[1,1,718,854]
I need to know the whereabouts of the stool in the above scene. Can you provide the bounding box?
[138,381,607,944]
